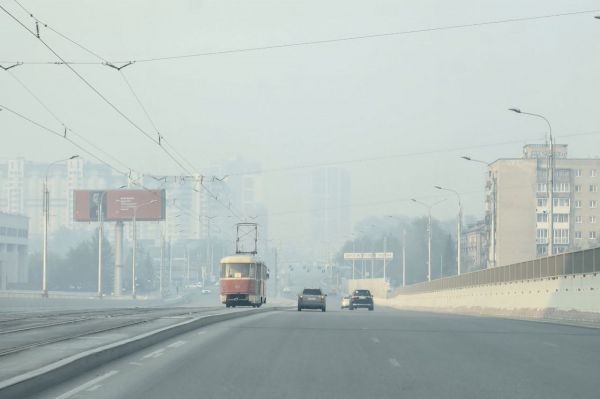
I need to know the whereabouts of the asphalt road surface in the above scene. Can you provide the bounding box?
[33,301,600,399]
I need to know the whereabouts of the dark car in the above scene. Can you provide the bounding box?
[298,288,326,312]
[349,289,374,311]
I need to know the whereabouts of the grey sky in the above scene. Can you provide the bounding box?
[2,0,600,241]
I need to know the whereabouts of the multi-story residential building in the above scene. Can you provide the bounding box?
[462,221,488,271]
[0,212,29,289]
[486,144,600,267]
[0,158,124,238]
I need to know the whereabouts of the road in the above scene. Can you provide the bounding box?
[32,300,600,399]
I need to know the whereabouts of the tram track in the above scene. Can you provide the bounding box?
[0,306,225,358]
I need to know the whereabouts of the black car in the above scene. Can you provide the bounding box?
[349,289,374,311]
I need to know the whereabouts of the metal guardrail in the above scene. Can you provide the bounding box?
[396,246,600,294]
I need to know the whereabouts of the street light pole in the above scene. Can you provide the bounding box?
[509,108,554,256]
[42,155,78,297]
[411,198,446,282]
[434,185,462,275]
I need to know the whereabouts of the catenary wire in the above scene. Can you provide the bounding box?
[2,8,599,65]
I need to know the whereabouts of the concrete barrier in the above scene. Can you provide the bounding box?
[378,273,600,324]
[0,307,285,399]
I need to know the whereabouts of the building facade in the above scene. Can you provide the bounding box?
[487,144,600,266]
[0,212,29,289]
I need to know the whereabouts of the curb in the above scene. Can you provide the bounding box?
[0,307,284,399]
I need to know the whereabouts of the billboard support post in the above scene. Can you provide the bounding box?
[114,221,123,296]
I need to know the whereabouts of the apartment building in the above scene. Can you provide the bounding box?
[0,212,29,289]
[487,144,600,266]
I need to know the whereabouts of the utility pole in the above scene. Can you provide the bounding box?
[114,221,123,296]
[402,229,406,287]
[383,235,387,281]
[42,155,78,297]
[411,198,446,282]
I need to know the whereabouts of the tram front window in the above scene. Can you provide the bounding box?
[221,263,254,278]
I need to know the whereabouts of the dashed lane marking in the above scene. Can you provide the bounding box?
[371,337,380,344]
[142,348,165,359]
[129,361,143,366]
[389,358,401,368]
[54,370,119,399]
[167,340,187,349]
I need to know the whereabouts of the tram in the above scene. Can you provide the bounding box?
[220,254,268,308]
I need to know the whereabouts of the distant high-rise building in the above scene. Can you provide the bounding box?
[310,167,351,260]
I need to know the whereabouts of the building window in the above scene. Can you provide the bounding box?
[575,231,582,239]
[536,183,547,193]
[589,231,597,240]
[553,183,570,193]
[575,185,582,193]
[590,216,597,224]
[590,185,598,193]
[537,245,548,256]
[553,198,570,207]
[591,200,598,209]
[592,169,597,177]
[553,229,569,245]
[536,213,548,223]
[575,200,582,208]
[554,214,569,223]
[536,228,548,244]
[537,198,547,207]
[575,169,582,177]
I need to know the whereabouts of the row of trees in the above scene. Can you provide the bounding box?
[336,215,458,286]
[27,229,156,294]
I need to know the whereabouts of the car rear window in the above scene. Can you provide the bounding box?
[354,290,371,296]
[303,289,322,295]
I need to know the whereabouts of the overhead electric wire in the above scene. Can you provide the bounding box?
[0,3,193,178]
[4,69,133,174]
[1,2,243,221]
[2,8,599,66]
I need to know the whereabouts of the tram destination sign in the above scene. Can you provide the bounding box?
[343,252,394,260]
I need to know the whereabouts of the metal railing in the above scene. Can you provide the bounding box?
[395,246,600,295]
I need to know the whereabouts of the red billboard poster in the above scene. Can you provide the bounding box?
[74,190,166,222]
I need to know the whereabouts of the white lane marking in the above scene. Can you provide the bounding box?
[129,361,143,366]
[86,384,101,392]
[197,331,207,335]
[389,358,401,368]
[167,340,187,349]
[142,348,165,359]
[543,341,558,348]
[371,337,380,344]
[54,370,118,399]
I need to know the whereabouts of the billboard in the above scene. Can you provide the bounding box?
[74,189,166,222]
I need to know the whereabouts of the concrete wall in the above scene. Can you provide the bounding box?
[379,273,600,321]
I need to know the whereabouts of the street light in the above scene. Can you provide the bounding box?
[434,185,462,276]
[42,155,79,297]
[131,199,158,299]
[411,198,446,282]
[460,156,488,165]
[509,107,554,256]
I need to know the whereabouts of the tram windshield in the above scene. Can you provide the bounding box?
[221,263,255,278]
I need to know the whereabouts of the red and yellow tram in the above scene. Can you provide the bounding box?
[220,255,268,308]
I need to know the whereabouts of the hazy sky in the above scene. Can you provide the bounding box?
[2,0,600,242]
